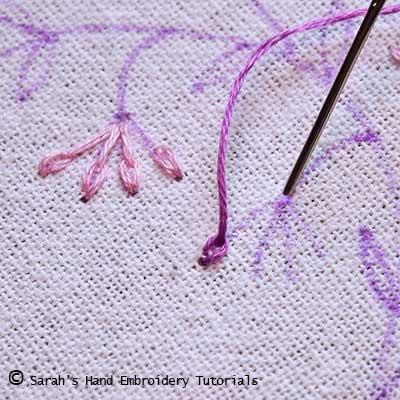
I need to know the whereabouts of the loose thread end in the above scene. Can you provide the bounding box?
[174,175,183,182]
[198,234,228,267]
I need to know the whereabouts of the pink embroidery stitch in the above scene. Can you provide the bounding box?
[0,15,255,198]
[390,46,400,63]
[2,1,400,397]
[119,123,140,196]
[151,146,183,181]
[38,113,182,200]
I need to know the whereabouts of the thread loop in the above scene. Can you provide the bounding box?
[198,235,228,267]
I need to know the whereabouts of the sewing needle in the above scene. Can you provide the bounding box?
[283,0,387,196]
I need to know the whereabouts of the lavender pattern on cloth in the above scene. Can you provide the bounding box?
[1,0,400,399]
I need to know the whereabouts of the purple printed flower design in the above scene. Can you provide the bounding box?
[229,195,324,280]
[359,227,400,400]
[0,6,254,199]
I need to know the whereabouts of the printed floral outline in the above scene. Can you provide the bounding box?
[1,1,400,397]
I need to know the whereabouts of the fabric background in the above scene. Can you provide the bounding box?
[1,0,400,399]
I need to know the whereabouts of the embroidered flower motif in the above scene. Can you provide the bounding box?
[39,113,182,201]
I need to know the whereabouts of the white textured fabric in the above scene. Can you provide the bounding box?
[1,0,400,399]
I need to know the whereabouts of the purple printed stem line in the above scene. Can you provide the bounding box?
[227,199,272,239]
[0,0,32,21]
[317,0,356,86]
[199,3,400,267]
[0,15,254,46]
[249,194,323,278]
[248,0,296,59]
[279,203,297,281]
[117,32,169,114]
[126,116,155,153]
[212,128,380,265]
[1,13,256,101]
[117,26,248,114]
[372,316,398,400]
[0,38,36,58]
[318,24,339,85]
[192,43,253,94]
[17,40,42,97]
[251,203,281,272]
[359,227,400,316]
[371,140,400,221]
[298,131,380,187]
[359,227,400,399]
[16,38,57,101]
[116,29,250,151]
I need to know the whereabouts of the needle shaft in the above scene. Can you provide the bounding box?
[283,0,387,196]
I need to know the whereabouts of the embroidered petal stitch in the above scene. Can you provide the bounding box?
[39,113,182,201]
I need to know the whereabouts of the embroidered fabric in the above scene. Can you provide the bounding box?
[1,0,400,399]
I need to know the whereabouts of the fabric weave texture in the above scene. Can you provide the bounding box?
[1,0,400,399]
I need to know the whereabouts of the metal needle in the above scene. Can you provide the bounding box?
[283,0,387,196]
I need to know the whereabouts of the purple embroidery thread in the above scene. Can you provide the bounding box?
[2,0,400,396]
[199,4,400,267]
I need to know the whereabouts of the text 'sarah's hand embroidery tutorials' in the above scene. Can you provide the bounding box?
[2,0,400,399]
